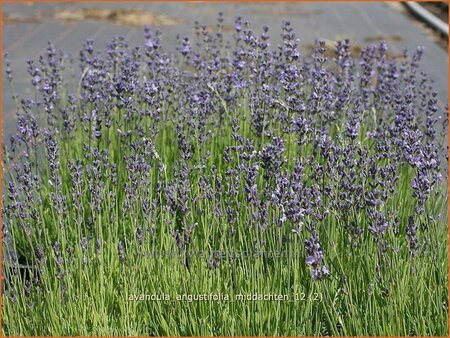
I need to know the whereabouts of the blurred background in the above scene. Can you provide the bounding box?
[1,1,448,141]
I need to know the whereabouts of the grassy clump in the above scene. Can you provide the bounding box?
[2,17,448,336]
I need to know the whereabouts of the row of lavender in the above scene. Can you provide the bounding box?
[2,15,448,335]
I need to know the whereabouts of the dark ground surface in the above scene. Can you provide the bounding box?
[421,1,448,23]
[1,1,448,142]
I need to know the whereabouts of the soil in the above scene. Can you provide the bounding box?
[420,2,448,24]
[3,7,180,27]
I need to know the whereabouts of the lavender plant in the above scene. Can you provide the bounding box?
[2,17,448,336]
